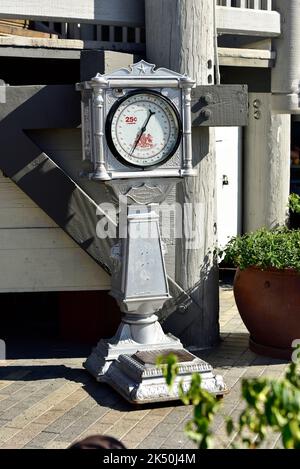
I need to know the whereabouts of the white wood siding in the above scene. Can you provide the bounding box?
[0,1,280,39]
[0,171,111,293]
[0,0,144,26]
[216,6,280,36]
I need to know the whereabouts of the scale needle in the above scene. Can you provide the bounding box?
[130,110,155,155]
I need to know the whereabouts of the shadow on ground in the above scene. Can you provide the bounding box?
[0,361,190,412]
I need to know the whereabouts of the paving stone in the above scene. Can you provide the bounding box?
[90,408,127,425]
[118,414,171,447]
[77,423,114,441]
[0,370,32,387]
[55,403,113,441]
[142,422,177,439]
[42,396,98,434]
[1,381,79,430]
[23,431,59,449]
[0,288,292,449]
[46,440,70,449]
[156,406,191,425]
[20,388,89,448]
[134,436,166,449]
[0,382,65,422]
[0,422,46,449]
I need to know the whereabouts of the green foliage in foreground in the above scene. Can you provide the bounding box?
[157,354,220,449]
[157,350,300,449]
[221,227,300,272]
[289,193,300,215]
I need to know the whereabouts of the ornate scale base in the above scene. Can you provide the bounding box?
[101,349,227,404]
[84,321,183,380]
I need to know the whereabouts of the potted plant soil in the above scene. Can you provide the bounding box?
[222,227,300,359]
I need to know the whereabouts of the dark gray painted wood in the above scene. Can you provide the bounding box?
[192,85,248,127]
[80,50,105,81]
[0,47,80,59]
[221,67,271,93]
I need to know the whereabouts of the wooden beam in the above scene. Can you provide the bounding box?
[0,36,145,55]
[218,47,275,68]
[0,46,80,59]
[191,85,248,127]
[0,0,145,26]
[216,6,281,37]
[0,22,58,38]
[244,93,291,232]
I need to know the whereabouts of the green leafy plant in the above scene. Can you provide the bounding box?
[157,354,221,449]
[179,374,221,449]
[156,353,179,390]
[228,359,300,449]
[289,193,300,214]
[220,227,300,272]
[158,350,300,449]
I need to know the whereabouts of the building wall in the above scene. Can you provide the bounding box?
[0,169,111,292]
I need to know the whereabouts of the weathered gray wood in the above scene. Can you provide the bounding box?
[244,93,290,231]
[272,0,300,113]
[0,1,280,36]
[0,207,55,228]
[0,0,145,26]
[0,229,110,292]
[146,0,220,350]
[80,50,134,82]
[0,46,80,59]
[216,5,280,37]
[80,50,105,82]
[192,85,248,127]
[0,36,145,55]
[0,171,110,292]
[0,85,115,275]
[218,47,275,68]
[0,247,110,293]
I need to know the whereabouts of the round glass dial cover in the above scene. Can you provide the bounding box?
[106,91,182,168]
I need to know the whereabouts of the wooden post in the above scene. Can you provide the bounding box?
[145,0,219,349]
[244,93,290,232]
[243,0,294,233]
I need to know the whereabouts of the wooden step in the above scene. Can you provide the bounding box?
[0,18,58,38]
[0,23,58,38]
[0,18,29,28]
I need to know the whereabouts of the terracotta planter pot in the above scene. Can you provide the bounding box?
[234,267,300,359]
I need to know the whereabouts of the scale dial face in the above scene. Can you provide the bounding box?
[105,90,182,168]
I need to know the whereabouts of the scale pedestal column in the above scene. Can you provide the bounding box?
[84,204,183,380]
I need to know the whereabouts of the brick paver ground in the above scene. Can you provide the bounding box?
[0,286,290,449]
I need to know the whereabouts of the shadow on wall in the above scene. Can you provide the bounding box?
[162,254,220,350]
[0,290,121,359]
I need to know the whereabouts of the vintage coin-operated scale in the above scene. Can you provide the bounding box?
[77,61,226,403]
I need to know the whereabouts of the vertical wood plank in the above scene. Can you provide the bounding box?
[145,0,219,349]
[244,93,290,231]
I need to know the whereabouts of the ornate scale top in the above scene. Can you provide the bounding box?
[77,60,196,181]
